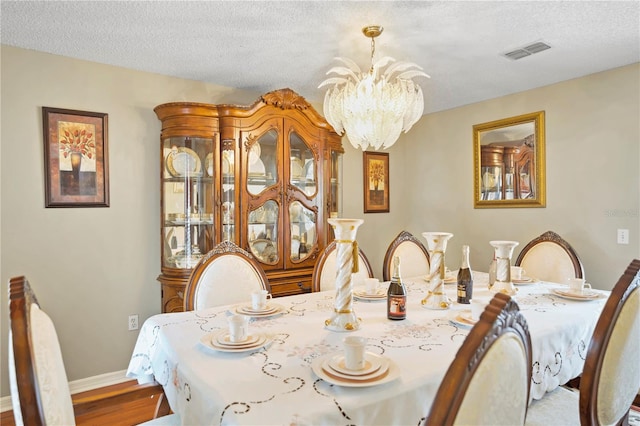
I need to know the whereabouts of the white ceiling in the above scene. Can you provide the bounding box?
[2,1,639,114]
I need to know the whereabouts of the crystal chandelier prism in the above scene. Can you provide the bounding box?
[318,25,430,151]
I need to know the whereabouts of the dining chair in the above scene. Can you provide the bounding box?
[382,230,430,281]
[8,276,179,425]
[514,230,585,284]
[184,240,270,311]
[425,292,532,426]
[525,258,640,426]
[311,241,374,292]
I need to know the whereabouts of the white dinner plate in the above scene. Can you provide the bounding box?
[327,352,386,376]
[449,311,476,328]
[424,276,457,285]
[551,289,607,301]
[311,355,400,388]
[199,332,270,353]
[353,288,387,300]
[323,358,390,382]
[234,303,286,318]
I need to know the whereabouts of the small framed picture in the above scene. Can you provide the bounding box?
[363,151,389,213]
[42,107,109,207]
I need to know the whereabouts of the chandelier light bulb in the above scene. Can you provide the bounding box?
[318,25,430,151]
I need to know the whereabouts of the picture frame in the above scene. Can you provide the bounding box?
[473,111,546,209]
[42,107,109,207]
[363,151,389,213]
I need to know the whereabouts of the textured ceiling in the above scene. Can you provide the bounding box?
[2,1,639,114]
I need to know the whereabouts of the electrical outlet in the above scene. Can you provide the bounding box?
[617,229,629,245]
[128,314,139,331]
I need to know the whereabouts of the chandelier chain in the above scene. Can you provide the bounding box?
[369,36,376,72]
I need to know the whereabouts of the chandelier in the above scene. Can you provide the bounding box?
[318,25,430,151]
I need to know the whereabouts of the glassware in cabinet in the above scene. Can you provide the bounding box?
[328,149,343,219]
[162,136,214,270]
[221,139,236,242]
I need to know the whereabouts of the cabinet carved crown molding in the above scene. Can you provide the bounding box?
[261,88,310,110]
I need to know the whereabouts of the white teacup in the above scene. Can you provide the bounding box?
[343,336,367,370]
[228,314,249,342]
[471,297,491,321]
[251,289,272,310]
[568,278,592,295]
[364,278,380,295]
[511,266,525,280]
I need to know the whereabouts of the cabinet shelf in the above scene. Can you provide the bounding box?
[163,176,214,184]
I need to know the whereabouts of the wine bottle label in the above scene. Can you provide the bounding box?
[388,295,406,319]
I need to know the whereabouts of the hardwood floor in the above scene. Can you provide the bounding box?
[1,380,165,426]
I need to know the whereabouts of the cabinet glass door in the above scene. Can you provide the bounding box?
[162,136,214,270]
[289,200,316,261]
[289,132,316,196]
[328,149,343,219]
[245,124,281,267]
[247,129,278,196]
[221,140,236,241]
[248,200,279,264]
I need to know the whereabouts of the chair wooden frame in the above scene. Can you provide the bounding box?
[184,240,270,311]
[514,230,585,279]
[8,276,171,425]
[426,293,532,426]
[382,230,430,281]
[579,258,640,425]
[311,241,374,292]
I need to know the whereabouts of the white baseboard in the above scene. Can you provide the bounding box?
[1,369,130,413]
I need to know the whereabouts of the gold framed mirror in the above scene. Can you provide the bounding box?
[473,111,546,208]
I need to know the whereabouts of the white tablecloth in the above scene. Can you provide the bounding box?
[127,273,607,425]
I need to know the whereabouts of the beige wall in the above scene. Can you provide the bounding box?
[401,63,639,285]
[0,45,260,396]
[1,45,638,398]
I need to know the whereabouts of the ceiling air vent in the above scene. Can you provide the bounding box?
[503,41,551,60]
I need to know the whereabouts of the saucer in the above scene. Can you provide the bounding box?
[551,289,607,301]
[328,352,384,376]
[322,357,390,382]
[215,332,261,347]
[238,304,279,314]
[354,288,387,301]
[235,303,285,318]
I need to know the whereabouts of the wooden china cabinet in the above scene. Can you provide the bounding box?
[155,89,344,312]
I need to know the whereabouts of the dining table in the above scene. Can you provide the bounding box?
[126,272,609,425]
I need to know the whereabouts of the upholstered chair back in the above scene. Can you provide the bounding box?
[515,230,584,284]
[383,231,430,281]
[425,293,532,426]
[185,241,270,311]
[9,293,75,425]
